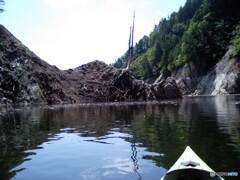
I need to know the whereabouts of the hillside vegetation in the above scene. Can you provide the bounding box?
[114,0,240,80]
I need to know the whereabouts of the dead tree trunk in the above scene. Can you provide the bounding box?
[126,12,135,70]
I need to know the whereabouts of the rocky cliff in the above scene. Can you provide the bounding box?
[194,47,240,95]
[160,46,240,95]
[0,25,181,105]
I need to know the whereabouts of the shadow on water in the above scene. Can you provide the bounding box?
[0,95,240,179]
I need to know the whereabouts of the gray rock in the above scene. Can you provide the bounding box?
[194,46,240,95]
[160,46,240,95]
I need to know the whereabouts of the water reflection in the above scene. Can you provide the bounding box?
[130,96,240,179]
[0,96,240,180]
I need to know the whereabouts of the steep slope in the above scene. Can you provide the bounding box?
[0,25,181,105]
[0,25,81,104]
[161,46,240,95]
[193,47,240,95]
[114,0,240,95]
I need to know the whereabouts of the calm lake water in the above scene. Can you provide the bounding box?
[0,95,240,180]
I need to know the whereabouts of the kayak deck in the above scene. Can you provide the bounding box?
[162,168,222,180]
[161,146,224,180]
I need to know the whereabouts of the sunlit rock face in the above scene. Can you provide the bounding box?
[0,25,181,105]
[165,46,240,95]
[194,47,240,95]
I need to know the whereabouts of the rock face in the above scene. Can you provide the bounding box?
[163,46,240,95]
[194,47,240,95]
[0,25,87,105]
[0,25,181,105]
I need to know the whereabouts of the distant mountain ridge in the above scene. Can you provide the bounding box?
[0,25,181,105]
[114,0,240,95]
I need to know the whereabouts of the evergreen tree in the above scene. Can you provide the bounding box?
[114,0,240,79]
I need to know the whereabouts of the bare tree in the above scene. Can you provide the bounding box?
[126,12,135,70]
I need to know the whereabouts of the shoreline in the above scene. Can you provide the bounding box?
[1,93,240,109]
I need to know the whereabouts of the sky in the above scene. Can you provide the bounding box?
[0,0,186,70]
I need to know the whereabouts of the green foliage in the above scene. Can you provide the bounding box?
[231,25,240,57]
[178,12,228,64]
[134,35,150,54]
[113,36,149,69]
[131,49,153,79]
[114,54,127,68]
[114,0,240,79]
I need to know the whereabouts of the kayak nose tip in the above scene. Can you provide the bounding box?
[181,161,200,167]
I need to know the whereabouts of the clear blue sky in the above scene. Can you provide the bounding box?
[0,0,186,69]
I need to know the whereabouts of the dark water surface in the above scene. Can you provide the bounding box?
[0,95,240,180]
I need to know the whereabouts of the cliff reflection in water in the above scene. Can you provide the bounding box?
[0,95,240,180]
[132,96,240,173]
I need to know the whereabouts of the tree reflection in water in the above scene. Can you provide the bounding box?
[0,96,240,180]
[130,137,142,180]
